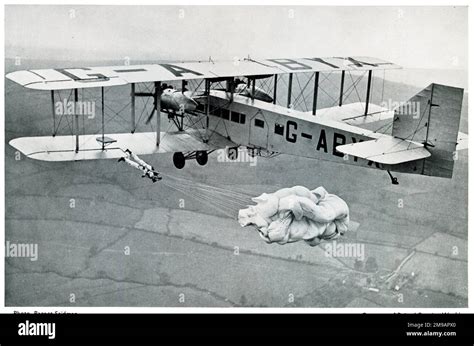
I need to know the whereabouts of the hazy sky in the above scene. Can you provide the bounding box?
[5,5,468,71]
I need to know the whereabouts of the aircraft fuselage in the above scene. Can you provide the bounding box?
[205,90,420,174]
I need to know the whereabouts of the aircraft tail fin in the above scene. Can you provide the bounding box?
[391,83,464,178]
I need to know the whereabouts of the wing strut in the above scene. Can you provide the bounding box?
[364,70,373,115]
[51,90,56,137]
[251,78,256,100]
[154,81,161,147]
[131,83,136,133]
[312,72,319,116]
[74,89,79,153]
[101,87,105,150]
[272,74,278,105]
[287,73,293,108]
[204,79,211,143]
[339,71,345,106]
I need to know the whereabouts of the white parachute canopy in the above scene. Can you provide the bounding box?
[238,186,350,246]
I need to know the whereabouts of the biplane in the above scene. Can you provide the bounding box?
[6,56,467,184]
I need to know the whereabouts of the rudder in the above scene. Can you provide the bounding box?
[392,83,464,178]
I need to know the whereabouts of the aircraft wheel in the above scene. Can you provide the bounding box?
[173,152,185,169]
[227,147,239,160]
[248,148,257,158]
[196,151,208,166]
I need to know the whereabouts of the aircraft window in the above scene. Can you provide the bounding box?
[231,111,240,123]
[240,114,246,124]
[221,109,230,120]
[275,123,284,135]
[255,119,265,128]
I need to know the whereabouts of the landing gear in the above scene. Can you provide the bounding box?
[173,152,185,169]
[168,111,185,132]
[247,147,259,158]
[173,150,212,169]
[196,150,208,166]
[387,170,399,185]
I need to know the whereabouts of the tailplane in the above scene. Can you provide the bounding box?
[392,83,464,178]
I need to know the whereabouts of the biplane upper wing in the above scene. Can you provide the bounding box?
[6,56,400,90]
[336,136,431,165]
[9,129,236,161]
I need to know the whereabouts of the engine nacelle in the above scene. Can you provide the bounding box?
[161,88,198,113]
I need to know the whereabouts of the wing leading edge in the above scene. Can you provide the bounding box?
[336,137,431,165]
[9,129,236,162]
[6,56,401,90]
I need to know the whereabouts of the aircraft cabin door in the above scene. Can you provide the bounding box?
[248,110,269,149]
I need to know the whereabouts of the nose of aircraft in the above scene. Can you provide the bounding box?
[170,91,198,112]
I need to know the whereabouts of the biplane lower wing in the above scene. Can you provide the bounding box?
[336,136,431,165]
[9,129,236,161]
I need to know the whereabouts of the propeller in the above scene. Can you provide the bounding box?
[145,100,157,124]
[145,83,166,124]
